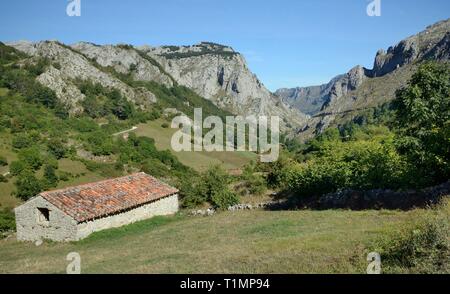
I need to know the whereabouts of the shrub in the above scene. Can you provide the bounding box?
[12,133,34,149]
[0,155,7,166]
[375,201,450,273]
[211,189,239,210]
[14,170,42,200]
[161,122,169,128]
[42,165,58,189]
[283,138,411,198]
[180,166,239,209]
[0,174,7,183]
[0,208,15,235]
[47,138,67,159]
[9,160,27,176]
[18,147,43,170]
[238,163,267,196]
[58,171,71,182]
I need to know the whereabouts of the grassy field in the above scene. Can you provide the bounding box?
[134,119,257,171]
[0,208,427,273]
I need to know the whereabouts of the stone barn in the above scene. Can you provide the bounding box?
[15,172,179,242]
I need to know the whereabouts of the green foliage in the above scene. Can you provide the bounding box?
[47,138,67,159]
[237,162,267,196]
[18,147,43,171]
[278,126,414,198]
[0,208,15,235]
[0,155,7,166]
[9,160,27,176]
[0,42,26,65]
[273,62,449,199]
[133,81,230,119]
[42,165,58,189]
[76,80,135,120]
[376,201,450,273]
[12,132,40,149]
[180,166,239,209]
[393,62,450,185]
[161,122,169,128]
[14,169,42,200]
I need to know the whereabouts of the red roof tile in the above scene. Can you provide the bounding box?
[39,173,179,223]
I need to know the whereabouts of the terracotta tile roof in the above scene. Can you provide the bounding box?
[39,172,179,223]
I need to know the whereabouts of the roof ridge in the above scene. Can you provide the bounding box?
[36,172,179,223]
[39,172,147,196]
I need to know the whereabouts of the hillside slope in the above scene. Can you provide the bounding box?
[9,40,308,130]
[276,19,450,140]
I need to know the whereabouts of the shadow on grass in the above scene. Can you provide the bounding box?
[76,214,185,245]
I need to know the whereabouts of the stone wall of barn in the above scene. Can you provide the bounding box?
[76,194,179,240]
[15,196,78,242]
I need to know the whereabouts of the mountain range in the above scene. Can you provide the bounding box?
[6,18,450,140]
[276,18,450,139]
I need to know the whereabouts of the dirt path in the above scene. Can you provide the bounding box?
[112,126,138,136]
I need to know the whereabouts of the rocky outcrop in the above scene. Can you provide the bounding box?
[138,42,309,129]
[7,40,157,113]
[8,40,307,129]
[71,42,173,87]
[275,74,344,115]
[283,18,450,140]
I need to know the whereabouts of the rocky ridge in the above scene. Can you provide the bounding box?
[276,19,450,139]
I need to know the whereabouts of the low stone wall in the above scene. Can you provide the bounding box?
[300,181,450,210]
[188,200,286,216]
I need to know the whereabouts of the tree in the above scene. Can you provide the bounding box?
[394,62,450,184]
[18,147,43,170]
[15,170,42,200]
[0,156,7,166]
[47,139,67,159]
[42,165,58,189]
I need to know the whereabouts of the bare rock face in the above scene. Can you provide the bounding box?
[8,40,307,129]
[275,75,344,116]
[7,40,157,112]
[278,18,450,140]
[138,42,309,129]
[71,42,173,87]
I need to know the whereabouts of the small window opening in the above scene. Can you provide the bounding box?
[37,208,50,224]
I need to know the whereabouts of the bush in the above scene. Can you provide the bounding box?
[47,138,67,159]
[0,155,7,166]
[14,170,42,200]
[283,138,411,198]
[161,122,169,128]
[9,160,27,176]
[237,163,267,196]
[0,209,15,235]
[375,201,450,273]
[42,165,58,189]
[180,166,239,210]
[12,133,34,149]
[18,147,43,170]
[211,189,239,210]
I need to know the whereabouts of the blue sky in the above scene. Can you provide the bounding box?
[0,0,449,91]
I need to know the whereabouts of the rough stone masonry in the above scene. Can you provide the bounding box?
[15,172,179,242]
